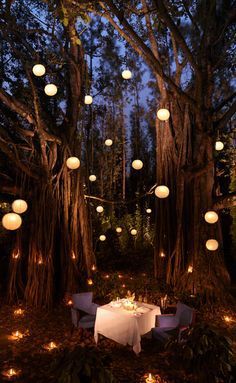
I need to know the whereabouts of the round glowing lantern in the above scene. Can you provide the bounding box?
[215,141,224,151]
[155,185,169,198]
[12,199,28,214]
[157,108,170,121]
[84,95,93,105]
[66,157,80,170]
[146,208,152,214]
[44,84,57,96]
[96,205,104,213]
[204,211,219,224]
[105,139,113,147]
[130,229,137,236]
[99,235,106,241]
[2,213,22,230]
[89,174,96,182]
[206,239,219,251]
[32,64,46,77]
[116,227,122,233]
[122,70,132,80]
[132,159,143,170]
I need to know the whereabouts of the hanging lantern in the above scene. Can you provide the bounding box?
[89,174,96,182]
[204,211,219,224]
[12,199,28,214]
[130,229,137,236]
[116,227,122,233]
[160,251,165,258]
[122,69,132,79]
[206,239,219,251]
[32,64,46,77]
[155,185,169,198]
[132,159,143,170]
[2,213,22,230]
[87,278,93,285]
[105,139,113,146]
[215,140,224,151]
[99,235,106,241]
[146,208,152,214]
[157,108,170,121]
[84,95,93,104]
[66,157,80,170]
[44,84,58,96]
[96,205,104,213]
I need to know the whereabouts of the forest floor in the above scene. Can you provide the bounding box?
[0,301,235,383]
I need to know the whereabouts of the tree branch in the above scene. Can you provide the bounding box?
[0,89,35,124]
[98,0,197,108]
[215,100,236,131]
[213,192,236,210]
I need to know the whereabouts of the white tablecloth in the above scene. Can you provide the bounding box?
[94,302,161,354]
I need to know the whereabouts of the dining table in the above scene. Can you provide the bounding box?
[94,300,161,354]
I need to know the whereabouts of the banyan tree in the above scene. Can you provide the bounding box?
[0,1,95,307]
[69,0,236,299]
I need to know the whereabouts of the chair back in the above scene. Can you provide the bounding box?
[176,302,195,327]
[72,292,93,311]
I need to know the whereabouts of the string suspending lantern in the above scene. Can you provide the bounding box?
[146,208,152,214]
[12,199,28,214]
[116,227,122,233]
[204,211,219,224]
[155,185,169,198]
[84,95,93,105]
[44,84,57,96]
[130,229,137,236]
[206,239,219,251]
[105,139,113,147]
[89,174,96,182]
[122,69,132,80]
[32,64,46,77]
[99,235,106,241]
[157,108,170,121]
[96,205,104,213]
[215,140,224,151]
[132,159,143,170]
[2,213,22,230]
[66,157,80,170]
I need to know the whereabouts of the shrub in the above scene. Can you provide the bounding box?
[166,323,234,383]
[53,346,117,383]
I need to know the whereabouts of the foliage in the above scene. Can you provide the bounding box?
[52,346,117,383]
[166,323,234,383]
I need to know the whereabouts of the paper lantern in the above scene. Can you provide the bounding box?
[204,211,218,224]
[32,64,46,77]
[155,185,169,198]
[66,157,80,169]
[12,199,28,214]
[89,174,96,182]
[105,139,113,146]
[130,229,137,236]
[146,208,152,214]
[99,235,106,241]
[84,95,93,104]
[2,213,22,230]
[116,227,122,233]
[96,205,104,213]
[215,140,224,151]
[160,252,165,258]
[132,159,143,170]
[157,108,170,121]
[122,69,132,79]
[44,84,57,96]
[206,239,219,251]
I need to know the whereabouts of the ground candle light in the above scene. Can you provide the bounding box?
[146,373,156,383]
